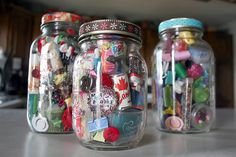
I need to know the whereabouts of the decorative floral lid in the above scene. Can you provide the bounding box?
[41,12,83,25]
[79,19,141,42]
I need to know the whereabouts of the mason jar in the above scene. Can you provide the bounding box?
[27,12,83,133]
[73,19,148,150]
[152,18,215,133]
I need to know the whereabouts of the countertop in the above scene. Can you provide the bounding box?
[0,109,236,157]
[0,94,26,108]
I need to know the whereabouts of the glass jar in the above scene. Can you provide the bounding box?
[27,12,83,133]
[152,18,215,133]
[73,19,147,150]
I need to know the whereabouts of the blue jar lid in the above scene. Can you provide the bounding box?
[158,18,203,33]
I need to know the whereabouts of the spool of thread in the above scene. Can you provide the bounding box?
[165,71,173,85]
[29,93,39,115]
[163,85,173,107]
[175,63,187,79]
[174,51,191,61]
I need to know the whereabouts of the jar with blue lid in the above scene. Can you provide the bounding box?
[152,18,215,133]
[72,19,147,150]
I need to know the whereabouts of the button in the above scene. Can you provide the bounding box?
[103,127,120,142]
[88,87,117,116]
[165,116,184,131]
[80,75,94,92]
[191,104,213,130]
[193,87,209,103]
[32,115,49,132]
[175,80,184,94]
[193,76,206,88]
[187,64,203,79]
[32,68,40,79]
[189,45,211,64]
[163,107,174,115]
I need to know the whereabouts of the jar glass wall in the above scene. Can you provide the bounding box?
[27,12,82,133]
[72,20,148,150]
[152,18,215,133]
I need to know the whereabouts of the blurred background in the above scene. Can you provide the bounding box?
[0,0,235,109]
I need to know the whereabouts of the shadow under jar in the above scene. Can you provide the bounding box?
[73,19,148,150]
[152,18,215,133]
[27,12,83,133]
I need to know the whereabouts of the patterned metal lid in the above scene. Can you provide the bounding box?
[79,19,141,42]
[41,12,83,26]
[158,18,203,33]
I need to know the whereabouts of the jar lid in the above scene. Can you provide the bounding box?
[79,19,141,42]
[41,12,83,26]
[158,18,203,33]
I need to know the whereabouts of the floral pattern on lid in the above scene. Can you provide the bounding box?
[41,12,83,25]
[79,19,141,42]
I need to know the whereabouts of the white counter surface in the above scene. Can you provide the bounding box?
[0,109,236,157]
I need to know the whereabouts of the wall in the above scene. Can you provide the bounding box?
[221,21,236,107]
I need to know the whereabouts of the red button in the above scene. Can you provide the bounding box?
[32,68,40,79]
[103,127,120,142]
[62,107,72,131]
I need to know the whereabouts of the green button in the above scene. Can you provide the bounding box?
[193,88,209,103]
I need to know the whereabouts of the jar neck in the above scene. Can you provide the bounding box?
[80,34,141,52]
[160,27,203,40]
[41,22,79,37]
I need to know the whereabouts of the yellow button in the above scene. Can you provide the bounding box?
[163,107,174,115]
[179,31,195,45]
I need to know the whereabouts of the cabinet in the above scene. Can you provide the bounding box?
[0,5,34,94]
[140,22,159,75]
[0,5,34,63]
